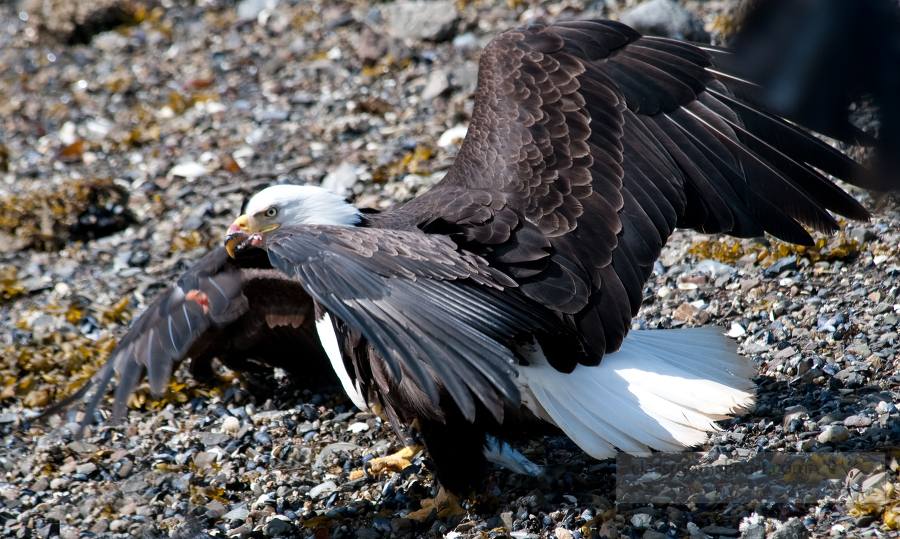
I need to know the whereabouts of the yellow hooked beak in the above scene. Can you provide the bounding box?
[224,214,281,258]
[225,214,250,258]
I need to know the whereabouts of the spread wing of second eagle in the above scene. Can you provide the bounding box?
[45,19,883,492]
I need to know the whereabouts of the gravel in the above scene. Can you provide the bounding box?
[1,0,898,537]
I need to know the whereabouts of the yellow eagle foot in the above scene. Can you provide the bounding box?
[365,444,424,476]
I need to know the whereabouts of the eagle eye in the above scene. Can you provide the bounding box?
[264,207,278,218]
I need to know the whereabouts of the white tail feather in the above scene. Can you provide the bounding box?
[517,327,756,460]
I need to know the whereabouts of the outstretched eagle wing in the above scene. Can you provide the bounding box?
[368,20,877,363]
[41,246,329,427]
[264,225,583,423]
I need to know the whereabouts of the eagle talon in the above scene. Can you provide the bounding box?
[365,444,424,476]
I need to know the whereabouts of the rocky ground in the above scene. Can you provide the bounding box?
[1,0,899,538]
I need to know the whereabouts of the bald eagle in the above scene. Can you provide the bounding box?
[48,20,882,494]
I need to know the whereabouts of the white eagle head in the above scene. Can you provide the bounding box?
[225,184,360,257]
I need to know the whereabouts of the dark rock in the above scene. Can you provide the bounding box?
[701,526,739,536]
[769,517,809,539]
[355,528,380,539]
[264,516,294,536]
[764,256,798,277]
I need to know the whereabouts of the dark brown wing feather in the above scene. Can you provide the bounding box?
[265,226,585,423]
[366,19,875,369]
[40,246,330,429]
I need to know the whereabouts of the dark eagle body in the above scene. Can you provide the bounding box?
[49,20,883,494]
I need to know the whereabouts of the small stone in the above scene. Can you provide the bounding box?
[321,162,358,197]
[194,451,217,468]
[630,513,651,528]
[355,528,380,539]
[642,531,668,539]
[818,425,851,443]
[556,528,575,539]
[89,518,109,534]
[222,416,241,433]
[109,520,127,533]
[673,302,697,322]
[421,69,450,100]
[347,422,369,433]
[769,517,809,539]
[75,463,97,475]
[620,0,709,42]
[392,518,412,532]
[199,432,232,447]
[265,515,295,536]
[50,478,70,491]
[844,415,873,428]
[206,500,227,517]
[599,520,618,539]
[774,347,796,360]
[224,505,250,520]
[31,478,49,492]
[255,109,289,122]
[117,460,133,478]
[372,518,393,534]
[764,256,798,277]
[877,401,896,414]
[453,32,479,52]
[739,514,766,539]
[309,481,337,498]
[382,0,459,42]
[167,161,208,180]
[728,322,746,338]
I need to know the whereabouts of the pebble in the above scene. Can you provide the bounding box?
[167,161,208,180]
[620,0,709,42]
[264,515,295,536]
[309,481,337,498]
[222,416,241,432]
[818,426,851,443]
[382,0,459,41]
[844,415,873,428]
